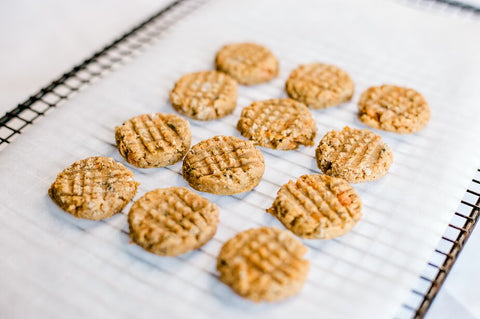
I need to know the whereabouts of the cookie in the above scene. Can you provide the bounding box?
[170,70,238,120]
[215,43,279,85]
[128,187,219,256]
[285,63,354,109]
[237,98,317,150]
[115,113,191,168]
[217,227,309,302]
[267,174,362,239]
[358,85,431,134]
[316,127,393,183]
[182,136,265,195]
[48,156,139,220]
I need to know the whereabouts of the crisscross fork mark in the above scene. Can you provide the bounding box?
[282,177,352,231]
[187,138,262,177]
[186,141,239,166]
[138,188,214,239]
[377,86,418,115]
[66,167,112,198]
[169,189,211,232]
[324,129,386,175]
[298,178,345,225]
[143,192,194,235]
[284,181,329,227]
[340,130,379,169]
[271,175,361,238]
[246,49,273,69]
[249,101,298,132]
[240,234,303,287]
[193,149,260,177]
[182,71,232,101]
[222,45,271,69]
[128,114,177,154]
[307,177,359,221]
[301,64,342,87]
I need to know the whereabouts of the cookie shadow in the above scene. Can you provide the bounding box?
[208,276,278,314]
[45,194,106,231]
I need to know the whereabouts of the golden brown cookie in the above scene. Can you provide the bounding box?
[358,85,431,134]
[285,63,354,109]
[169,70,238,120]
[316,127,393,183]
[267,174,362,239]
[128,187,219,256]
[48,156,139,220]
[237,98,317,150]
[215,43,279,85]
[182,136,265,195]
[217,227,309,302]
[115,113,191,168]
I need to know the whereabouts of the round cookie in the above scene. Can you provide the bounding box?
[115,113,191,168]
[182,136,265,195]
[316,127,393,183]
[170,70,238,120]
[358,84,431,134]
[267,174,362,239]
[285,63,354,109]
[48,156,139,220]
[215,43,279,85]
[128,187,219,256]
[237,98,317,150]
[217,227,309,302]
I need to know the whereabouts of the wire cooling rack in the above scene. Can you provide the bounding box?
[0,0,479,318]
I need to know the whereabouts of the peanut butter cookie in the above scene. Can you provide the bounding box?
[170,70,237,120]
[217,227,309,302]
[358,85,430,134]
[286,63,354,109]
[128,187,219,256]
[48,156,139,220]
[182,136,265,195]
[267,174,362,239]
[237,98,316,150]
[115,113,191,168]
[316,127,393,183]
[215,42,279,85]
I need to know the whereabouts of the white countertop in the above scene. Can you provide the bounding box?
[0,1,478,318]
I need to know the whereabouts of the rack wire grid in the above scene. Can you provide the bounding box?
[0,0,479,318]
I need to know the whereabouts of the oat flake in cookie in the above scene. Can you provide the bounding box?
[182,136,265,195]
[128,187,219,256]
[267,174,362,239]
[316,127,393,183]
[358,84,431,134]
[286,63,354,109]
[170,70,237,120]
[217,227,309,302]
[215,42,279,85]
[237,98,316,150]
[48,156,139,220]
[115,113,191,168]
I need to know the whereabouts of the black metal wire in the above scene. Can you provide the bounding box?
[0,0,186,147]
[414,197,480,318]
[427,0,480,13]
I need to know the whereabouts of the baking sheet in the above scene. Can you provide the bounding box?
[1,0,480,318]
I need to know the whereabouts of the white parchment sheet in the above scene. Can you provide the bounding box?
[1,0,480,318]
